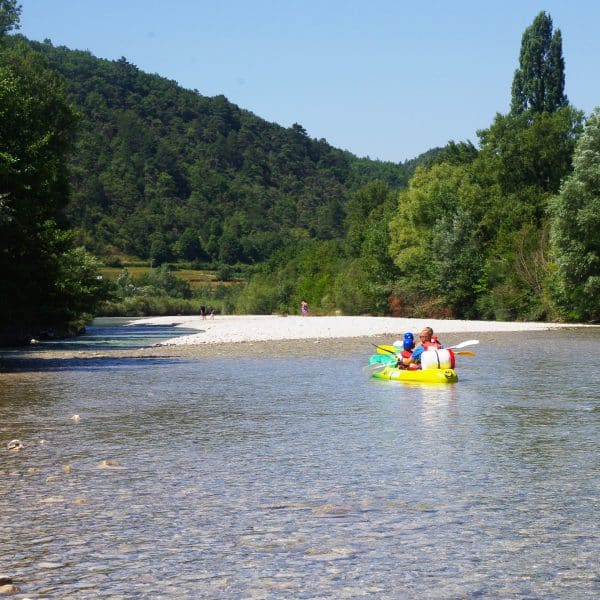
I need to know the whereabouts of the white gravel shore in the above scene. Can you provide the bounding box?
[130,315,586,346]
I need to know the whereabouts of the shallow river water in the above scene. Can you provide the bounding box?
[1,325,600,598]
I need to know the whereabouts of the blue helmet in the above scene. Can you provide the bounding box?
[403,332,414,351]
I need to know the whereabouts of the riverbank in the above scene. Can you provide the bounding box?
[134,314,584,346]
[0,316,594,371]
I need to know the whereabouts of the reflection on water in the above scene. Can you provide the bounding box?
[1,328,600,597]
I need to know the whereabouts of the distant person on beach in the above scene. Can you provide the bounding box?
[200,305,207,319]
[301,299,308,316]
[210,308,215,319]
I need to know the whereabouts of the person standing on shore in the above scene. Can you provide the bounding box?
[301,299,308,316]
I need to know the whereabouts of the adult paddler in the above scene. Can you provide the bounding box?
[402,326,442,368]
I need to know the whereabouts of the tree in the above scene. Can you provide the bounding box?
[344,181,393,257]
[549,108,600,321]
[0,42,106,343]
[431,206,484,318]
[430,140,478,167]
[388,163,487,315]
[477,107,582,197]
[174,227,205,261]
[510,11,568,115]
[0,0,20,37]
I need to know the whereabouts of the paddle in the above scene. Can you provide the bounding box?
[362,363,388,377]
[374,340,478,354]
[373,344,399,355]
[446,339,479,350]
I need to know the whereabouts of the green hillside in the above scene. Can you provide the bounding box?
[17,36,416,266]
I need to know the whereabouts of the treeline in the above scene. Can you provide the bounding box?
[217,12,599,322]
[187,12,598,322]
[385,12,598,322]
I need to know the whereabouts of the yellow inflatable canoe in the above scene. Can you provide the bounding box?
[372,365,458,384]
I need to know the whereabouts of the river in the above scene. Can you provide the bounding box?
[1,323,599,598]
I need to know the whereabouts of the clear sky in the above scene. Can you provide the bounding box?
[16,0,600,163]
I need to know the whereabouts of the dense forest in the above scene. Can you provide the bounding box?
[19,37,415,265]
[1,3,599,344]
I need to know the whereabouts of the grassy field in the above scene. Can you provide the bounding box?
[99,267,240,291]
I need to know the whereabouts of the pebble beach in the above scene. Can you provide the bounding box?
[138,314,581,346]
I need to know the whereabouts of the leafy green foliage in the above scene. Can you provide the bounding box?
[388,69,583,320]
[389,164,486,315]
[549,108,600,321]
[430,207,483,318]
[100,265,239,317]
[478,107,582,197]
[0,0,20,37]
[0,39,107,343]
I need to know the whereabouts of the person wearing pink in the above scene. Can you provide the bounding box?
[301,299,308,316]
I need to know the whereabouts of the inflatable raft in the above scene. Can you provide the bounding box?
[372,365,458,384]
[368,347,459,384]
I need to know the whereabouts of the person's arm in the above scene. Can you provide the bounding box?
[411,346,425,362]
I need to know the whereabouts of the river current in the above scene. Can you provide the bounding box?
[1,324,599,598]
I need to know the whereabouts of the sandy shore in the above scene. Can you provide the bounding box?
[134,315,585,346]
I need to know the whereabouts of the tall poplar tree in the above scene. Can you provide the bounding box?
[510,11,568,114]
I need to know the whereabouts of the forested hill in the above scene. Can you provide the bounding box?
[15,35,419,265]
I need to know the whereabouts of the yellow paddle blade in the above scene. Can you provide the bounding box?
[454,351,476,356]
[376,344,399,355]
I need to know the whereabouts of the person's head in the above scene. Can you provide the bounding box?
[419,327,433,343]
[403,332,414,351]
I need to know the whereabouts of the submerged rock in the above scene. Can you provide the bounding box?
[38,497,66,504]
[311,504,353,516]
[0,583,19,594]
[6,440,23,451]
[97,459,123,469]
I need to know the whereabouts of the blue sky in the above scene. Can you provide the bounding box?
[17,0,600,163]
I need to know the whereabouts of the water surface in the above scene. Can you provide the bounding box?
[1,327,599,598]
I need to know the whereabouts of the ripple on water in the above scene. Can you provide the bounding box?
[1,328,600,596]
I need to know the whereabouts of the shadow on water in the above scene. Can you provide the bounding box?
[35,319,199,351]
[0,317,198,372]
[0,354,187,373]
